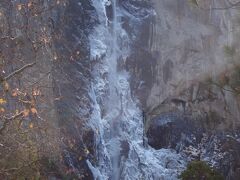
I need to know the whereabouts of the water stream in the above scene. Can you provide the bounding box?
[87,0,187,179]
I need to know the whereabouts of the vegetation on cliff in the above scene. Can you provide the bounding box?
[180,161,224,180]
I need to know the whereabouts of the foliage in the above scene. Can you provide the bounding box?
[229,65,240,93]
[223,45,236,57]
[205,65,240,95]
[188,0,199,7]
[218,72,230,88]
[180,161,224,180]
[205,76,213,84]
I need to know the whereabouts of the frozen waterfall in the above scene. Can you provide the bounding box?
[88,0,187,179]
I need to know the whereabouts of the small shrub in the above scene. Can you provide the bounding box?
[180,161,224,180]
[205,75,213,85]
[188,0,199,7]
[229,65,240,94]
[218,72,229,87]
[224,45,236,57]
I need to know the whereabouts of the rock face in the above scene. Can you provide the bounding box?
[0,0,98,178]
[52,0,98,178]
[144,81,240,179]
[0,0,63,178]
[147,111,240,179]
[123,0,240,179]
[144,80,240,179]
[1,0,240,179]
[129,0,240,111]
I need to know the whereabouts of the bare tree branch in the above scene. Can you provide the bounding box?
[0,111,24,134]
[4,62,36,81]
[205,81,238,94]
[0,159,40,175]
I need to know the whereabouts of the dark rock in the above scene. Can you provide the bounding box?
[163,59,174,84]
[147,112,204,151]
[52,0,98,178]
[119,1,155,107]
[146,111,240,179]
[120,140,130,158]
[105,2,113,21]
[126,49,156,106]
[202,133,240,180]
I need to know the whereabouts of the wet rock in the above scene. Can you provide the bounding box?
[105,2,113,21]
[120,140,130,158]
[119,0,152,18]
[147,112,204,151]
[126,49,156,106]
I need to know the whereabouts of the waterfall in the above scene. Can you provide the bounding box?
[88,0,187,179]
[106,1,127,179]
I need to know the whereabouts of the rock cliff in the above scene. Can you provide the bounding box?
[127,0,240,179]
[1,0,240,179]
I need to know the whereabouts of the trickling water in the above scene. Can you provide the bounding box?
[108,0,118,98]
[88,0,187,179]
[107,1,125,179]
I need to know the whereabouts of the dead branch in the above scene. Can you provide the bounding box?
[205,81,238,94]
[19,99,32,105]
[0,111,24,134]
[0,36,16,41]
[0,159,40,175]
[4,62,36,81]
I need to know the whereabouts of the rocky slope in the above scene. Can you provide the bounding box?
[1,0,240,179]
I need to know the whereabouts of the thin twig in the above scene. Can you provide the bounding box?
[205,81,238,94]
[0,159,40,175]
[0,111,24,134]
[4,62,36,81]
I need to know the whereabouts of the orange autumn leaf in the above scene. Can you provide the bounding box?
[17,4,22,11]
[31,108,37,114]
[27,2,33,8]
[29,122,34,129]
[0,99,6,104]
[12,89,22,97]
[23,109,30,117]
[3,81,9,91]
[12,91,18,97]
[32,89,41,96]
